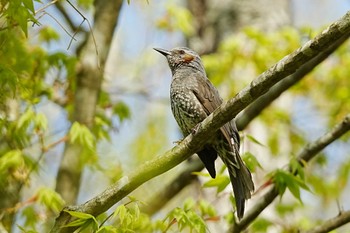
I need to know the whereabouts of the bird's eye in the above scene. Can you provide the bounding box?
[179,50,185,54]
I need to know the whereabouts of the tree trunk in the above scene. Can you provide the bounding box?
[55,0,123,204]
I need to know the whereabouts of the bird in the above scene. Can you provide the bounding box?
[154,47,254,219]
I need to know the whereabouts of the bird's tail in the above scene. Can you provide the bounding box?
[223,151,254,220]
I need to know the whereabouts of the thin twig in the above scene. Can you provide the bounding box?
[35,0,59,14]
[42,135,69,152]
[54,0,78,31]
[65,0,99,68]
[67,19,85,50]
[37,11,77,41]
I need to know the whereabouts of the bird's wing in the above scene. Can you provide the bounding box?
[191,74,237,148]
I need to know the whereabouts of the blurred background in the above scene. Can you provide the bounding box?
[1,0,350,232]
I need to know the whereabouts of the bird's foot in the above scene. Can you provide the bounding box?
[191,123,201,135]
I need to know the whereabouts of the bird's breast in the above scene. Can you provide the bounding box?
[170,79,206,135]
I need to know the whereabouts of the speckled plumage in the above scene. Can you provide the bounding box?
[154,47,254,219]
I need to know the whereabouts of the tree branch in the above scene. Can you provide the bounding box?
[236,29,350,129]
[232,114,350,233]
[140,158,204,214]
[142,14,350,215]
[304,210,350,233]
[50,11,350,232]
[54,1,78,32]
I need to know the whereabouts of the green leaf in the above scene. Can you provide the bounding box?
[183,198,195,210]
[20,206,39,229]
[198,200,216,217]
[250,218,272,232]
[113,101,131,122]
[287,177,302,201]
[69,122,95,151]
[114,205,127,224]
[63,218,87,227]
[0,150,24,172]
[337,161,350,190]
[192,171,211,177]
[271,169,310,202]
[97,226,118,233]
[37,187,65,213]
[243,152,262,172]
[34,113,48,131]
[127,195,138,203]
[203,174,230,193]
[64,210,95,220]
[22,0,35,13]
[165,4,194,36]
[94,115,111,141]
[246,134,265,147]
[39,26,60,43]
[63,210,98,231]
[77,0,93,9]
[275,202,300,217]
[17,108,34,130]
[0,64,18,94]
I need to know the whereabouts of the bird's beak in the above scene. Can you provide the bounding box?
[153,48,171,57]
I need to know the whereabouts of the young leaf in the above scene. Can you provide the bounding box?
[37,187,65,213]
[250,218,273,232]
[192,171,211,177]
[64,210,95,220]
[243,152,263,172]
[17,108,34,130]
[34,113,48,131]
[69,122,96,151]
[203,174,230,193]
[246,134,265,147]
[0,150,24,172]
[183,198,195,210]
[114,205,127,224]
[22,0,35,13]
[113,101,131,122]
[271,169,311,202]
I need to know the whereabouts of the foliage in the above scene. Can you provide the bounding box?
[0,0,38,36]
[1,0,350,233]
[0,0,128,231]
[62,197,166,233]
[156,3,194,36]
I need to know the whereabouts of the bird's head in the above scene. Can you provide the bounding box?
[154,47,205,75]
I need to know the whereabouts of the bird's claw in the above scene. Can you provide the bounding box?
[191,123,201,135]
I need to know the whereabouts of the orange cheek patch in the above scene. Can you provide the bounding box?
[183,54,195,63]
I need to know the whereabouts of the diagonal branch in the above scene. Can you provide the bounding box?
[50,11,350,233]
[236,29,350,129]
[232,114,350,233]
[304,210,350,233]
[141,21,350,215]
